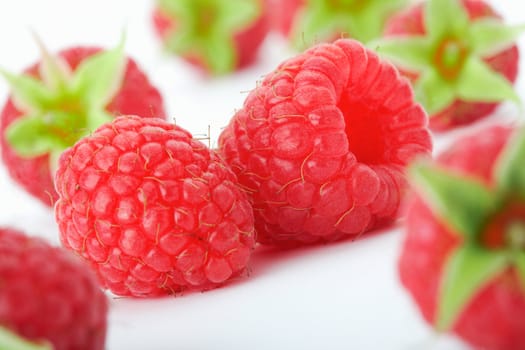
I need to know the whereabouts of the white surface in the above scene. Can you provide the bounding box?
[0,1,524,350]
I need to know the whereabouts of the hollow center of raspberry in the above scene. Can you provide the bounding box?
[482,202,525,251]
[341,99,386,164]
[433,38,469,81]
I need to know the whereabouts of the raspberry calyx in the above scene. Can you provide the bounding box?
[289,0,408,50]
[482,202,525,251]
[1,35,126,169]
[374,0,523,115]
[155,0,261,74]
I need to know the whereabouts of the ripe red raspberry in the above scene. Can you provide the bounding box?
[0,227,108,350]
[55,116,255,297]
[401,125,525,350]
[152,0,270,74]
[218,39,432,246]
[1,44,166,206]
[378,0,521,131]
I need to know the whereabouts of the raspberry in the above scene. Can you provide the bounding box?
[1,45,166,206]
[55,116,255,297]
[0,227,107,350]
[152,0,269,74]
[218,39,432,246]
[401,125,525,349]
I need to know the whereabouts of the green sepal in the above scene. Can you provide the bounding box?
[356,0,408,43]
[372,37,432,73]
[425,0,469,40]
[0,326,52,350]
[33,32,72,91]
[165,25,194,54]
[292,0,408,50]
[455,56,521,106]
[415,70,455,114]
[495,128,525,198]
[4,113,71,158]
[71,34,126,109]
[165,28,236,75]
[409,161,496,238]
[349,5,383,44]
[0,70,55,113]
[202,34,236,75]
[469,19,525,57]
[437,247,509,331]
[216,0,259,35]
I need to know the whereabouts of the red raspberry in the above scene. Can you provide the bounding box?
[218,39,432,246]
[0,227,107,350]
[55,116,255,297]
[401,125,525,350]
[1,45,166,206]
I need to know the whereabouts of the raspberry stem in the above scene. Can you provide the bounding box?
[508,221,525,251]
[433,38,468,80]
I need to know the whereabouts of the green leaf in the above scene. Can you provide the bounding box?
[218,0,259,33]
[71,35,126,109]
[4,114,69,158]
[495,128,525,197]
[0,326,52,350]
[415,70,456,114]
[455,56,521,105]
[469,19,525,57]
[437,247,509,330]
[516,253,525,292]
[0,70,54,113]
[425,0,469,40]
[409,161,496,238]
[372,37,432,72]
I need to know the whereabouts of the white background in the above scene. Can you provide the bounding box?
[0,1,524,349]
